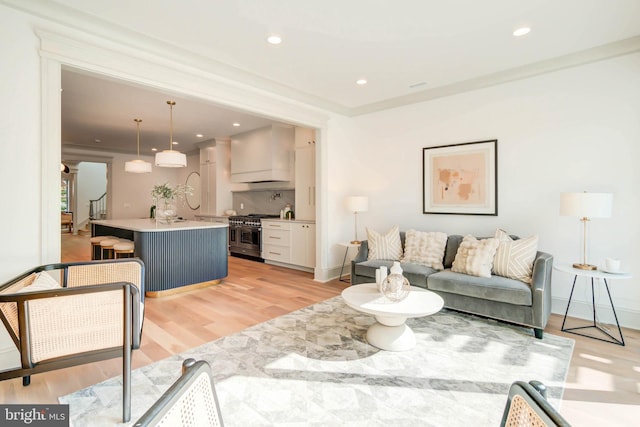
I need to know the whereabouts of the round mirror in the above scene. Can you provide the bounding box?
[185,171,201,210]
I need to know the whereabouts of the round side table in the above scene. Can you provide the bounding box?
[554,263,631,346]
[337,242,361,283]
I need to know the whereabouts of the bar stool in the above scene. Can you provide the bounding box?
[114,241,135,259]
[90,236,114,260]
[99,238,121,260]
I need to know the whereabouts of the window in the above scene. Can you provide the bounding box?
[61,178,70,212]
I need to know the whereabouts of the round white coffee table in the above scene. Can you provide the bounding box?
[341,282,444,351]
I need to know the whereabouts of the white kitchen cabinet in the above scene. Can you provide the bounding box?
[199,141,232,215]
[200,145,215,164]
[294,127,316,220]
[262,220,291,263]
[261,220,315,270]
[291,222,315,268]
[295,126,315,149]
[200,161,217,215]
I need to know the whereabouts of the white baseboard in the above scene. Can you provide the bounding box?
[264,260,313,274]
[315,266,344,283]
[551,296,640,331]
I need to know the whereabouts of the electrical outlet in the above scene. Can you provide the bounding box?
[240,203,244,210]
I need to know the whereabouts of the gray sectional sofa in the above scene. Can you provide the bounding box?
[350,232,553,338]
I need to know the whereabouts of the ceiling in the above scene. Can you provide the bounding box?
[61,69,278,155]
[7,0,640,156]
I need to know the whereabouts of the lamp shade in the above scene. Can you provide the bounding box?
[346,196,368,213]
[155,150,187,168]
[560,192,612,218]
[125,159,153,173]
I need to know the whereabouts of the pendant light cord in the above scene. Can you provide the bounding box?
[134,118,142,158]
[167,100,176,151]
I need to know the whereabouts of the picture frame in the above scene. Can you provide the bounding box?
[422,139,497,215]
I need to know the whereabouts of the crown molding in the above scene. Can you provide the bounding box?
[4,0,640,118]
[349,35,640,116]
[2,0,350,116]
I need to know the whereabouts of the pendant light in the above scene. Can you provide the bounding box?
[125,118,152,173]
[155,100,187,168]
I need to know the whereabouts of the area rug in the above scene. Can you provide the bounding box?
[60,296,574,426]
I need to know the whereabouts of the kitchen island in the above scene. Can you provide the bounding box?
[91,219,228,297]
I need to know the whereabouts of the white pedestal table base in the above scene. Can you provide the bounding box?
[367,317,415,351]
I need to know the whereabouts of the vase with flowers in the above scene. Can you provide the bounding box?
[151,183,192,224]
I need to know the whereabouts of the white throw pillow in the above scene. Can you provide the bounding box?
[367,225,403,261]
[451,235,500,278]
[492,229,538,284]
[402,230,447,270]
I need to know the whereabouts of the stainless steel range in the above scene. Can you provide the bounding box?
[228,214,279,260]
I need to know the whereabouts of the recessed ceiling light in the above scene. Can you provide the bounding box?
[94,138,101,143]
[196,133,204,138]
[356,79,367,85]
[172,141,179,145]
[267,35,282,45]
[233,122,240,127]
[151,148,157,152]
[513,27,531,37]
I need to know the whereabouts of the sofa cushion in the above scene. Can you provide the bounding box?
[427,270,532,306]
[492,229,538,284]
[443,235,463,268]
[354,259,394,278]
[366,225,403,261]
[398,262,435,288]
[451,235,500,278]
[402,230,447,270]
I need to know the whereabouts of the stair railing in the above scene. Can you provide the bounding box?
[89,192,107,220]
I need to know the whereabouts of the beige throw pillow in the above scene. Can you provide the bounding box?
[492,229,538,284]
[367,225,403,261]
[402,230,447,270]
[451,235,500,278]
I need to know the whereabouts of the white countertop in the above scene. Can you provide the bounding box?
[261,218,316,224]
[92,218,228,232]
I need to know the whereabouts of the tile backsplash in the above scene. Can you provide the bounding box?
[232,190,295,216]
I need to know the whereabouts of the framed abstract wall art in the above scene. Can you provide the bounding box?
[422,139,497,215]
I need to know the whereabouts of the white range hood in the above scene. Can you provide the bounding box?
[231,125,294,183]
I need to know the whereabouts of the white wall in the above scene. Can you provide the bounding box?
[76,162,106,224]
[0,6,44,278]
[64,147,189,220]
[331,53,640,328]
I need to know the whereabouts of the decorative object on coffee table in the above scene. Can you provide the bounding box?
[380,261,410,302]
[422,139,497,215]
[560,191,612,270]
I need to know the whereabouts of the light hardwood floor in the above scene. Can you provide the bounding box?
[0,233,637,425]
